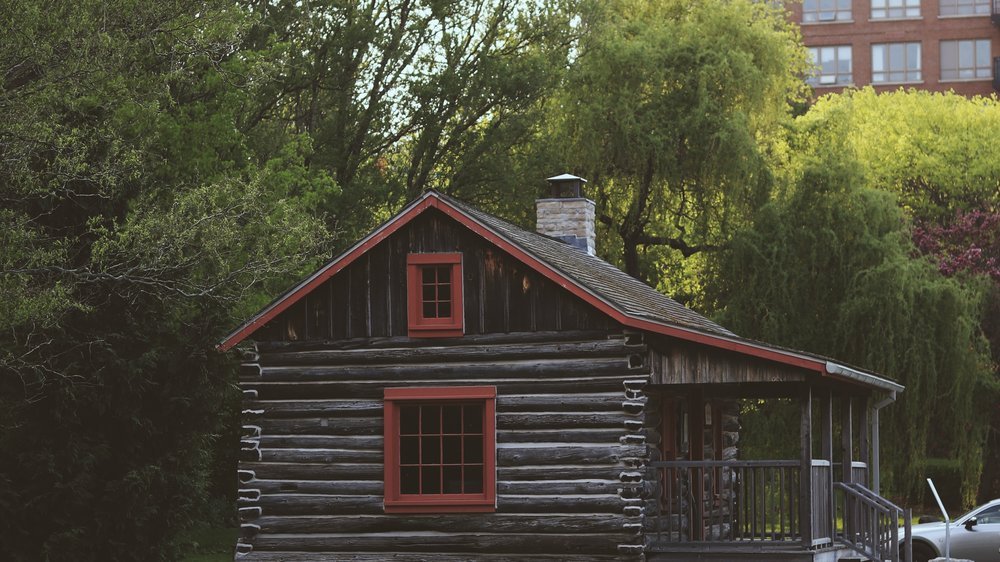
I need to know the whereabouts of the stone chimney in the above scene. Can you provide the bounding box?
[536,174,596,256]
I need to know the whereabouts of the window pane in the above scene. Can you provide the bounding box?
[423,302,437,318]
[400,406,419,434]
[907,43,920,70]
[400,436,420,464]
[437,302,451,317]
[401,466,420,494]
[438,283,451,301]
[422,466,441,494]
[442,466,463,494]
[422,405,440,433]
[422,267,436,283]
[442,436,462,464]
[890,44,905,71]
[959,41,974,68]
[873,46,885,72]
[465,436,483,463]
[463,404,483,433]
[464,466,483,494]
[422,285,436,302]
[442,405,462,433]
[977,40,991,68]
[422,436,440,464]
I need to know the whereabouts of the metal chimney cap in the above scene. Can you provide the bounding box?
[545,173,588,198]
[546,173,588,183]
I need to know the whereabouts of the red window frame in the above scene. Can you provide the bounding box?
[406,253,464,338]
[383,386,496,513]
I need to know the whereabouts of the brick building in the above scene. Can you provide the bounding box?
[789,0,1000,95]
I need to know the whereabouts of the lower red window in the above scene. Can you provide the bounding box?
[383,386,496,513]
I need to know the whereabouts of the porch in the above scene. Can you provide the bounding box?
[642,367,911,560]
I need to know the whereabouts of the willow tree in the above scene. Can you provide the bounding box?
[551,0,809,293]
[706,151,993,505]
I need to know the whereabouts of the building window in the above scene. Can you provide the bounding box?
[941,39,992,79]
[407,253,463,338]
[803,0,852,22]
[808,46,853,85]
[872,0,921,18]
[940,0,990,16]
[383,386,497,513]
[872,43,922,83]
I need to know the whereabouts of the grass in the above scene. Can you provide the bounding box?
[178,526,239,562]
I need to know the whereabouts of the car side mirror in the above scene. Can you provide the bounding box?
[964,516,977,530]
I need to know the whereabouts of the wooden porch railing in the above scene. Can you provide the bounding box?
[650,460,805,544]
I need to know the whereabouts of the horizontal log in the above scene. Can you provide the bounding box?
[249,399,382,418]
[255,330,622,352]
[497,480,623,496]
[496,393,624,412]
[498,466,636,481]
[497,444,646,466]
[259,448,383,463]
[497,413,628,430]
[497,429,625,444]
[251,532,626,554]
[243,377,625,400]
[260,435,383,449]
[258,494,383,516]
[261,339,631,366]
[241,551,629,562]
[497,494,625,513]
[257,418,382,436]
[248,358,631,383]
[240,462,383,481]
[255,514,630,535]
[253,480,383,496]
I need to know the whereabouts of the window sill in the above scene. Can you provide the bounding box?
[939,77,992,82]
[937,13,991,18]
[868,16,923,22]
[871,80,924,86]
[801,19,855,25]
[385,500,496,514]
[407,325,464,338]
[811,83,856,88]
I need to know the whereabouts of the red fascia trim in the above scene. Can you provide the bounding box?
[429,200,828,375]
[383,385,497,514]
[216,195,445,352]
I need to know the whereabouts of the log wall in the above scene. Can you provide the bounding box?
[237,331,651,560]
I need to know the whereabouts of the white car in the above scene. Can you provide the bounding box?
[904,498,1000,562]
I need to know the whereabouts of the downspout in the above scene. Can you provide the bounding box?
[871,392,897,495]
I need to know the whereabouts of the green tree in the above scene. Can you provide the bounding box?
[707,152,993,505]
[242,0,579,237]
[550,0,809,290]
[0,1,331,559]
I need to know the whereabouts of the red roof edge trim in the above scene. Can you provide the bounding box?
[215,193,442,352]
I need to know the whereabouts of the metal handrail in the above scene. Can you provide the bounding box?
[834,482,907,562]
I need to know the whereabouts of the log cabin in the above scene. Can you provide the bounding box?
[218,175,912,561]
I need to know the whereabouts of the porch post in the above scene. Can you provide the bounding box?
[820,389,834,540]
[841,395,853,484]
[841,395,854,541]
[859,398,870,488]
[800,385,813,548]
[689,390,704,541]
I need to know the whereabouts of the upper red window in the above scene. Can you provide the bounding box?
[407,253,463,338]
[383,386,496,513]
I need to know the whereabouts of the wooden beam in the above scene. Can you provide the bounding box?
[820,388,834,541]
[859,398,871,488]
